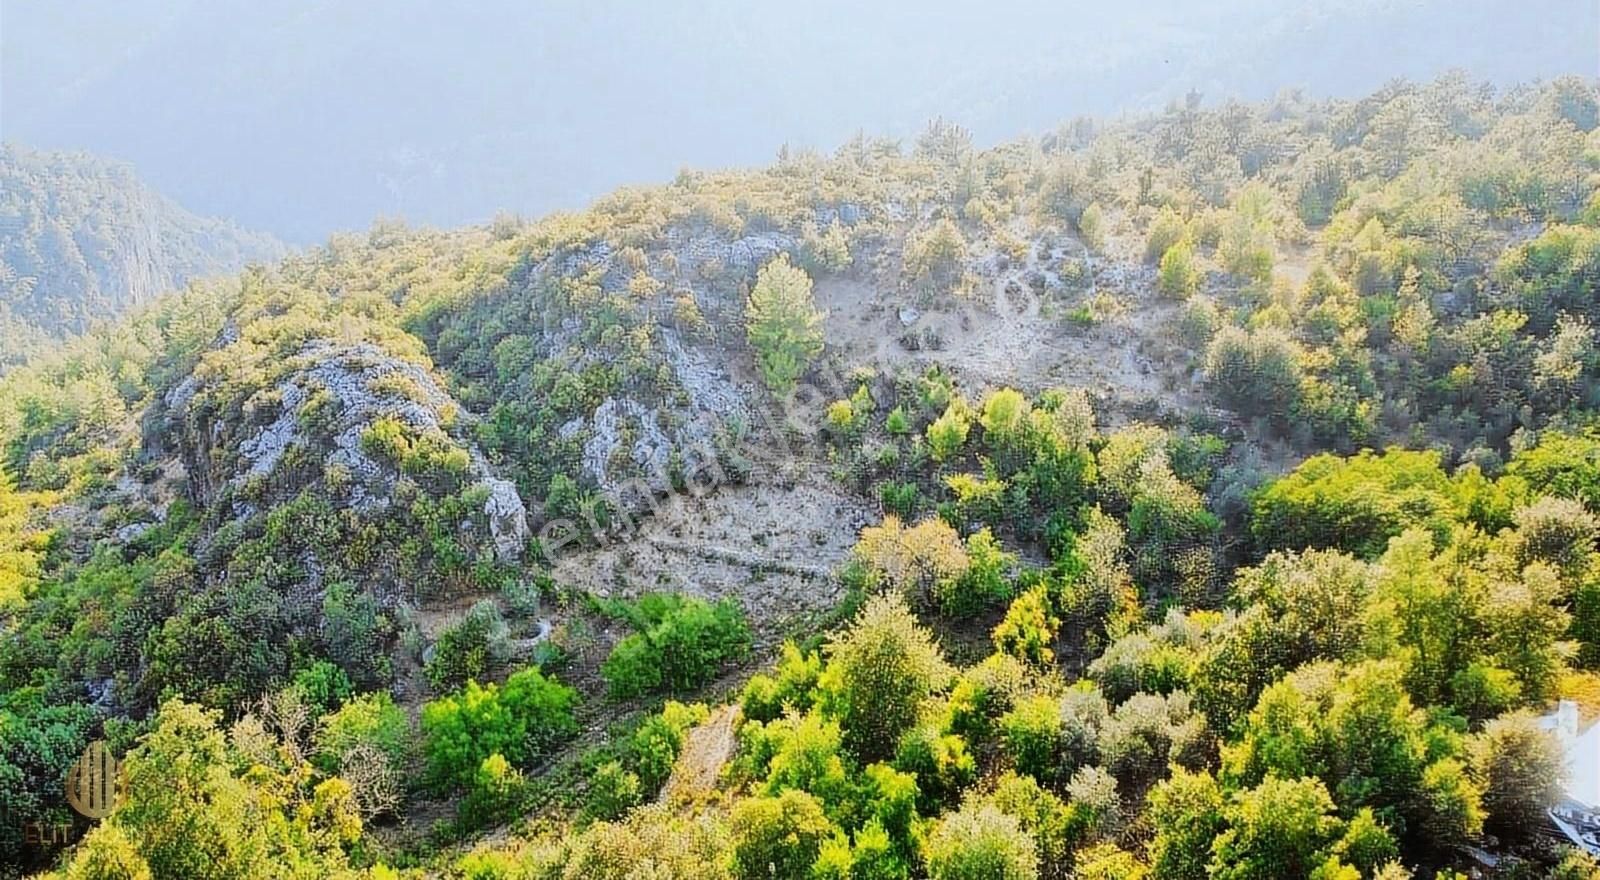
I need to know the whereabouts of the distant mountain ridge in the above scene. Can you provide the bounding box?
[4,0,1592,243]
[0,143,284,361]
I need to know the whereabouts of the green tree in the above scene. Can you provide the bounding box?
[53,700,362,880]
[820,594,953,762]
[600,594,750,698]
[421,666,579,789]
[730,789,835,880]
[1203,325,1303,420]
[1471,711,1564,843]
[747,254,824,396]
[1210,775,1345,880]
[923,803,1039,880]
[1146,767,1226,880]
[1249,450,1459,560]
[1158,240,1201,299]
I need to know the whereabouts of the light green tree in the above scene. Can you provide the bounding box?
[923,802,1039,880]
[1158,240,1201,299]
[747,254,824,396]
[820,593,953,762]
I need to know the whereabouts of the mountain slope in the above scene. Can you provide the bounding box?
[0,144,284,359]
[3,77,1600,877]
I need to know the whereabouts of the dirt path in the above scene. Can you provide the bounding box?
[659,704,741,803]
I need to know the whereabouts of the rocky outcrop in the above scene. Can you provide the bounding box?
[170,337,531,550]
[482,476,530,562]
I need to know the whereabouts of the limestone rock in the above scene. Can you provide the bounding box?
[483,477,530,562]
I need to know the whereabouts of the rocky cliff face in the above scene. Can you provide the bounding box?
[165,330,531,589]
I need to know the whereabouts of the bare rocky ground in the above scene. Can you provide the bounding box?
[551,472,875,638]
[817,227,1203,425]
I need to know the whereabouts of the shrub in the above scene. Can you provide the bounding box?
[1078,202,1106,251]
[601,594,751,698]
[946,654,1030,742]
[813,818,908,880]
[850,515,970,610]
[893,724,976,810]
[943,473,1007,532]
[1449,662,1523,722]
[987,772,1083,869]
[1067,765,1124,839]
[320,581,389,688]
[741,642,823,724]
[884,406,911,435]
[630,701,709,793]
[1158,240,1201,299]
[562,804,734,877]
[758,711,857,815]
[926,398,971,464]
[426,600,509,691]
[801,219,852,273]
[1075,844,1149,880]
[291,661,352,716]
[992,586,1060,667]
[1099,691,1210,789]
[313,691,412,776]
[904,219,968,290]
[1000,695,1064,782]
[934,528,1014,617]
[877,481,919,521]
[1089,632,1195,704]
[1145,206,1187,263]
[460,752,526,828]
[585,760,642,821]
[1331,808,1399,876]
[421,666,579,790]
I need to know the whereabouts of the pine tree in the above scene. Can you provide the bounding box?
[746,254,824,396]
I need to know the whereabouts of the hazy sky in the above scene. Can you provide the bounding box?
[4,0,1596,243]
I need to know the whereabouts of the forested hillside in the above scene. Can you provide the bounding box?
[0,144,284,365]
[3,76,1600,879]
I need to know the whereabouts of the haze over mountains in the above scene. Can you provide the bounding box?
[0,145,284,361]
[5,0,1595,244]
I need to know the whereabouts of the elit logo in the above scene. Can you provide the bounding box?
[64,741,122,819]
[20,742,122,849]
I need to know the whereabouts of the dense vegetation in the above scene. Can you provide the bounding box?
[3,75,1600,878]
